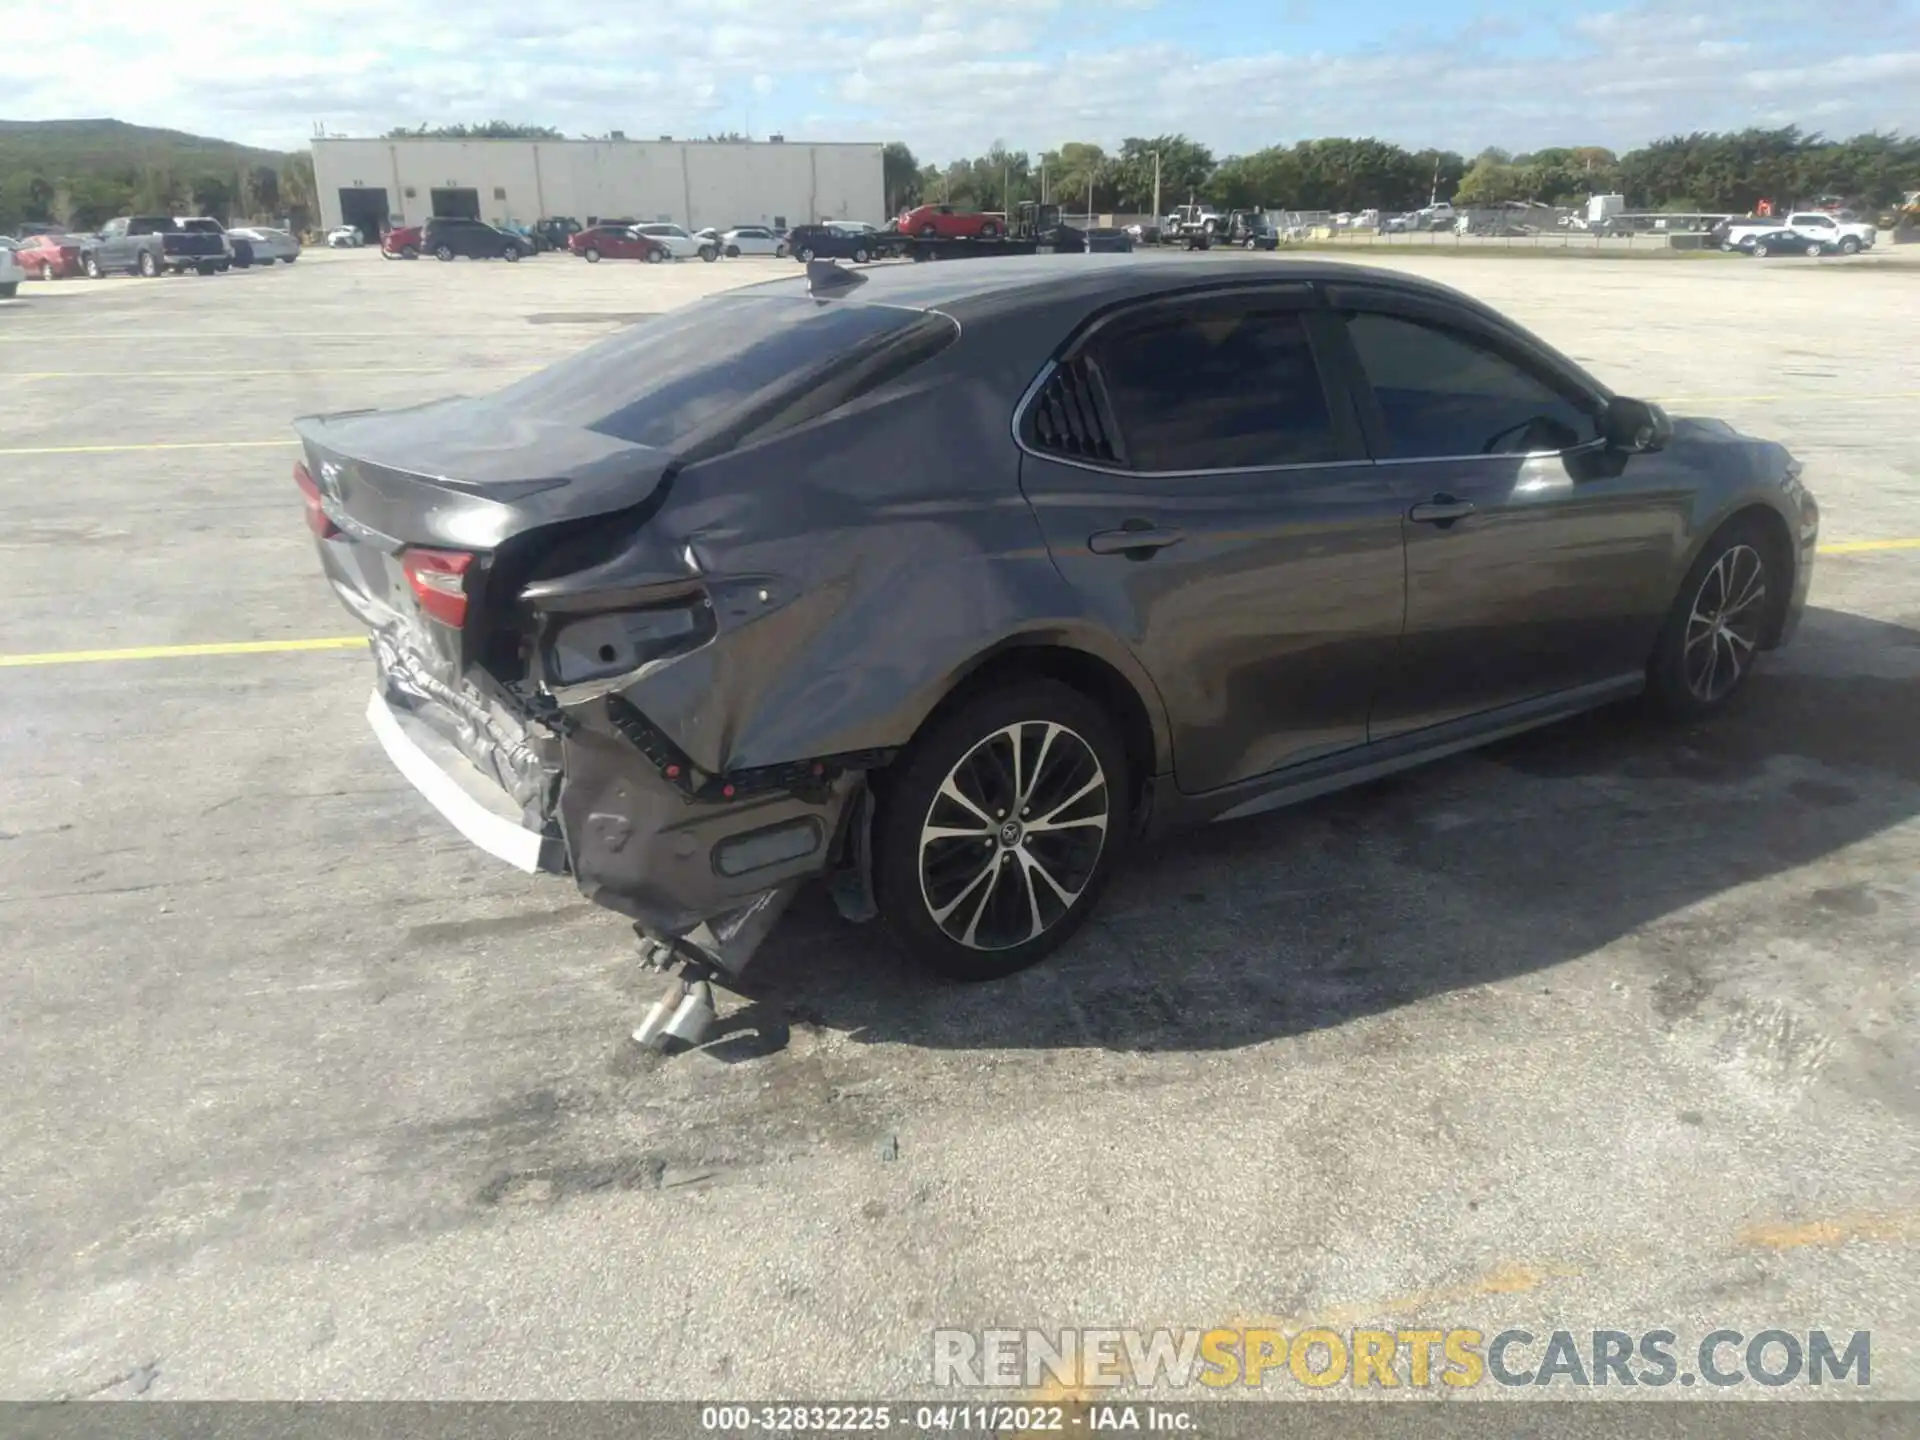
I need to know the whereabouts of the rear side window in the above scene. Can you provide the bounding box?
[492,296,959,453]
[1341,311,1599,458]
[1083,305,1338,472]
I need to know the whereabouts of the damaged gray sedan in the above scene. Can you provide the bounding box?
[297,255,1818,1044]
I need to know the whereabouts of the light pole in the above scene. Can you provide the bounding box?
[1152,150,1162,220]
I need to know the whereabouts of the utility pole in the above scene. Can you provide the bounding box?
[1040,161,1047,204]
[1152,150,1162,220]
[1004,160,1010,214]
[1430,155,1440,208]
[1087,170,1094,223]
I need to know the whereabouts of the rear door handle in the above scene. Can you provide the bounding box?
[1408,496,1477,525]
[1088,522,1185,556]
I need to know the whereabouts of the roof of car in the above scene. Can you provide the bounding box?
[730,253,1481,317]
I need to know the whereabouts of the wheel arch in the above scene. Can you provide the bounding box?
[899,632,1171,807]
[1678,500,1798,648]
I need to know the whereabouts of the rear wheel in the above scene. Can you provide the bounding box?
[645,247,664,264]
[797,246,815,262]
[980,221,1000,238]
[1805,242,1824,257]
[584,247,601,262]
[874,681,1128,981]
[725,244,740,257]
[503,245,520,262]
[775,243,788,258]
[1647,518,1779,720]
[853,246,871,263]
[435,244,455,262]
[137,252,159,277]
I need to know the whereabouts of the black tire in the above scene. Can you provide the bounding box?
[84,253,103,279]
[138,251,159,277]
[503,245,520,262]
[797,246,815,262]
[775,243,788,258]
[980,221,1000,238]
[700,245,717,262]
[725,244,739,257]
[197,263,217,275]
[435,244,455,262]
[1646,516,1781,721]
[1754,242,1770,257]
[584,247,601,263]
[1839,237,1860,255]
[392,248,408,262]
[645,247,664,264]
[873,680,1129,981]
[853,246,870,263]
[0,282,15,299]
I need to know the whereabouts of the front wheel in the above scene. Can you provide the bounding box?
[1646,520,1779,720]
[84,254,103,278]
[1838,237,1860,255]
[725,245,739,258]
[873,680,1129,981]
[1805,243,1824,257]
[584,247,601,263]
[699,245,717,262]
[853,246,871,263]
[435,245,455,262]
[503,246,520,262]
[283,254,298,264]
[980,222,1000,238]
[645,247,664,264]
[1753,242,1771,257]
[797,246,815,262]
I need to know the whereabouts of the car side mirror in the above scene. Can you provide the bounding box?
[1604,396,1673,454]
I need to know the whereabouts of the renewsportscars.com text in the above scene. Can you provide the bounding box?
[931,1327,1871,1390]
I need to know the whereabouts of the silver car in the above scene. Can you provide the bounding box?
[229,226,300,266]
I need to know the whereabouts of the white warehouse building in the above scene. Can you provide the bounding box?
[310,136,886,238]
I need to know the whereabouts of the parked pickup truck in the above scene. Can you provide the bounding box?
[1720,210,1876,256]
[81,215,231,277]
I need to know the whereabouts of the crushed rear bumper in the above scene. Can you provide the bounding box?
[364,687,861,968]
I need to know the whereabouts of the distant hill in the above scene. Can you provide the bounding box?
[0,118,308,232]
[0,117,290,172]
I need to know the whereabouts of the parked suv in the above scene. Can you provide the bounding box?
[422,217,535,262]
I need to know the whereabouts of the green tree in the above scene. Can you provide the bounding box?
[382,122,563,139]
[883,141,921,214]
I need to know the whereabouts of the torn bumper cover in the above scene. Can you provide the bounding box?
[365,677,865,970]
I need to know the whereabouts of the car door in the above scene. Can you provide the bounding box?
[1016,284,1406,794]
[1789,213,1836,246]
[1320,284,1691,737]
[97,219,129,268]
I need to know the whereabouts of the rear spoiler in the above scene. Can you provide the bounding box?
[806,259,868,298]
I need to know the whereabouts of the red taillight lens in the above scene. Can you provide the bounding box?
[293,462,340,539]
[402,548,474,627]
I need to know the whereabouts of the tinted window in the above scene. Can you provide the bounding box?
[1086,305,1337,472]
[491,296,958,450]
[1342,311,1599,458]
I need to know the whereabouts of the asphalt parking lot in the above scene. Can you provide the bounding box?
[1,246,1916,1402]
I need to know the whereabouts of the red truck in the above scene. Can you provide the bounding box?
[897,204,1005,239]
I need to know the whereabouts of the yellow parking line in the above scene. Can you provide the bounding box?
[0,439,300,456]
[0,637,364,668]
[1819,537,1920,554]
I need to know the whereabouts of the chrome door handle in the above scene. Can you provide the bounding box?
[1408,496,1476,525]
[1088,523,1185,556]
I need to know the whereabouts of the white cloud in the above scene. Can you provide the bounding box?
[2,0,1917,159]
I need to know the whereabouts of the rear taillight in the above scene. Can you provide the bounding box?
[293,462,340,540]
[402,548,475,627]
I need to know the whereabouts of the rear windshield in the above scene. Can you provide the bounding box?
[491,295,957,451]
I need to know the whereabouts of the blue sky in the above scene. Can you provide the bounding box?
[6,0,1917,158]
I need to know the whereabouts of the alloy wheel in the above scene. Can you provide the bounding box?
[1683,544,1767,703]
[917,721,1109,951]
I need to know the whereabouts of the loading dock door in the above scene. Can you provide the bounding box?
[429,187,481,220]
[338,187,390,239]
